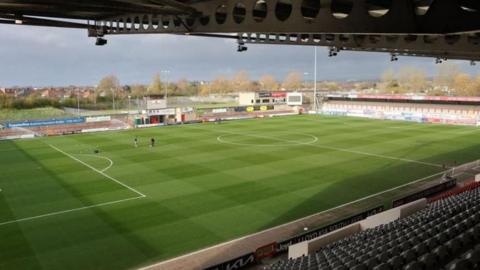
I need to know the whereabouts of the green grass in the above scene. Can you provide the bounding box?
[1,115,480,270]
[0,107,73,123]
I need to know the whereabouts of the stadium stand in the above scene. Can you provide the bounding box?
[201,110,297,122]
[321,99,480,126]
[28,120,128,136]
[266,184,480,270]
[0,127,36,139]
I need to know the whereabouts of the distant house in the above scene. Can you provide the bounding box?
[82,90,93,99]
[1,88,20,97]
[40,89,51,98]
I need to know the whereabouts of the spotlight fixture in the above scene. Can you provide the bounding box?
[328,47,339,57]
[390,53,399,62]
[237,42,248,52]
[95,37,107,46]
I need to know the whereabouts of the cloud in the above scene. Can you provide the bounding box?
[0,24,477,87]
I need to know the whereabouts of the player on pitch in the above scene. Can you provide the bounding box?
[150,137,155,147]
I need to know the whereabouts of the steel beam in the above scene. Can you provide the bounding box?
[94,0,480,35]
[239,32,480,61]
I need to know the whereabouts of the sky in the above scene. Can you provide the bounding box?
[0,24,478,87]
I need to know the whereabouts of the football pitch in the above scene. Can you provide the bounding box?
[1,115,480,270]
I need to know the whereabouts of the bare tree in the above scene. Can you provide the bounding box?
[259,74,279,91]
[472,75,480,96]
[397,66,426,92]
[96,75,121,102]
[175,78,189,96]
[434,63,461,89]
[282,71,302,90]
[231,70,251,92]
[131,84,147,98]
[147,73,163,95]
[209,76,231,94]
[452,73,480,96]
[199,82,211,96]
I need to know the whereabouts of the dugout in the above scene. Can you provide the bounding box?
[144,108,176,124]
[136,95,177,125]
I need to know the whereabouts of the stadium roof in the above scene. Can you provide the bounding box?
[0,0,201,20]
[1,0,480,61]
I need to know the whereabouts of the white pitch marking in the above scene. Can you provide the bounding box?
[0,195,143,227]
[48,144,146,197]
[211,128,443,168]
[141,169,450,269]
[77,154,114,172]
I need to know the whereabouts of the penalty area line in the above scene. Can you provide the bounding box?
[0,195,143,227]
[48,144,146,198]
[77,153,114,172]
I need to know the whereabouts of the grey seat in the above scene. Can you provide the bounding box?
[376,252,389,263]
[433,246,449,264]
[413,243,428,256]
[387,256,403,270]
[446,238,462,255]
[447,259,472,270]
[419,253,438,270]
[372,262,391,270]
[350,264,367,270]
[404,261,423,270]
[464,248,480,266]
[401,249,416,263]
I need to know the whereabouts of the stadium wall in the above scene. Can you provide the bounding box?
[5,117,86,128]
[321,101,480,126]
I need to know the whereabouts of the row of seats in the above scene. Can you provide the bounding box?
[266,185,480,270]
[29,120,127,136]
[429,181,480,203]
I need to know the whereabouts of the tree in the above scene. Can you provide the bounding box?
[324,81,340,91]
[382,69,395,84]
[199,82,211,96]
[259,74,279,91]
[131,84,147,98]
[231,70,251,92]
[472,75,480,96]
[147,73,164,95]
[95,75,121,104]
[453,73,480,96]
[434,63,461,89]
[209,76,231,94]
[398,66,426,92]
[282,71,302,90]
[174,78,200,96]
[380,69,397,92]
